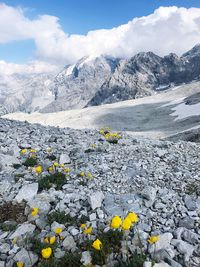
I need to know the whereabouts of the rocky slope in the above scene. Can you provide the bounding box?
[0,118,199,267]
[4,81,200,140]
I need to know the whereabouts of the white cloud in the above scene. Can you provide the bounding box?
[1,3,200,65]
[0,60,59,76]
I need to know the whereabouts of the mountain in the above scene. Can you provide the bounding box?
[0,72,54,114]
[87,45,200,106]
[40,55,119,113]
[1,44,200,114]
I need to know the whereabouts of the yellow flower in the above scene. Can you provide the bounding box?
[80,223,86,228]
[12,237,18,245]
[31,207,39,217]
[83,227,92,235]
[49,236,56,245]
[148,235,159,244]
[54,227,62,235]
[110,215,122,229]
[30,149,36,153]
[80,171,85,177]
[46,147,52,152]
[44,236,56,244]
[16,262,23,267]
[60,164,65,168]
[92,239,102,250]
[30,153,37,159]
[35,165,42,174]
[41,247,52,259]
[53,162,59,167]
[122,217,132,231]
[64,167,71,173]
[44,237,49,244]
[21,149,27,154]
[48,166,54,172]
[87,172,93,179]
[91,144,96,148]
[127,212,139,224]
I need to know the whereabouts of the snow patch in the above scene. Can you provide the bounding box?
[171,102,200,121]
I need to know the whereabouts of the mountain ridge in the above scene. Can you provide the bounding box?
[1,45,200,114]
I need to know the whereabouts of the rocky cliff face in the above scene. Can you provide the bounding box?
[1,45,200,114]
[87,45,200,106]
[40,56,119,112]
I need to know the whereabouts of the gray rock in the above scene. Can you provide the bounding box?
[88,191,104,210]
[184,195,197,211]
[15,183,38,203]
[9,223,36,239]
[178,217,194,229]
[0,262,5,267]
[63,235,76,251]
[13,248,38,266]
[80,251,92,266]
[171,239,195,262]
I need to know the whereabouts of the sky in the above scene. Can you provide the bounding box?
[0,0,200,73]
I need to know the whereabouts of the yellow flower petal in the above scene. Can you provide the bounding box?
[31,207,39,217]
[92,239,102,250]
[122,217,132,231]
[41,247,52,259]
[54,227,62,235]
[110,215,122,229]
[148,235,160,244]
[35,165,42,174]
[80,223,86,228]
[83,227,92,235]
[127,212,139,224]
[49,236,56,245]
[16,262,23,267]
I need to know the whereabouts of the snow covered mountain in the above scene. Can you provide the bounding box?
[1,44,200,114]
[40,55,119,112]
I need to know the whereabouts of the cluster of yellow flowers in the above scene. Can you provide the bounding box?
[104,132,121,140]
[48,162,71,173]
[111,212,139,231]
[99,127,121,143]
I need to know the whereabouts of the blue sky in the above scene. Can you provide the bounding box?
[0,0,200,65]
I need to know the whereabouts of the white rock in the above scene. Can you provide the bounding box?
[149,233,173,253]
[13,248,38,266]
[0,261,5,267]
[88,191,104,210]
[15,183,38,203]
[59,153,71,164]
[9,223,36,239]
[81,251,92,266]
[143,262,171,267]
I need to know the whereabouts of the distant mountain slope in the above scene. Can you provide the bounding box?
[4,81,200,140]
[0,72,54,114]
[87,45,200,106]
[1,44,200,114]
[40,55,119,113]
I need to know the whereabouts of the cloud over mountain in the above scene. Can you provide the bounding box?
[1,3,200,66]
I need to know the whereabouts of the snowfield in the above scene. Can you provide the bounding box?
[3,81,200,139]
